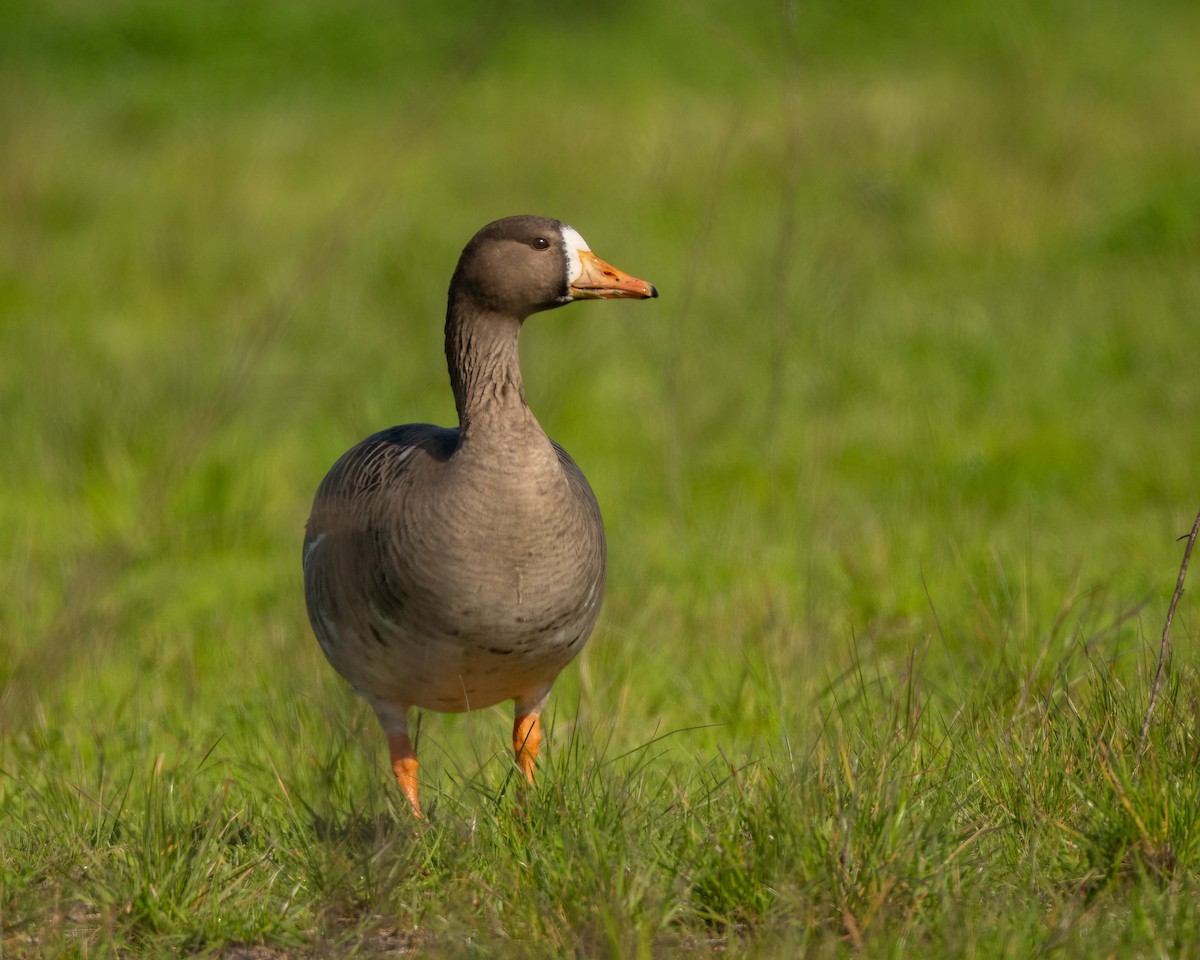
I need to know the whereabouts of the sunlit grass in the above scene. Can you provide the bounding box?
[2,0,1200,956]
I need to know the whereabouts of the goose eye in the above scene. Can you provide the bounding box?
[529,237,551,250]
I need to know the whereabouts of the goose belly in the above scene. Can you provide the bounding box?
[309,503,605,713]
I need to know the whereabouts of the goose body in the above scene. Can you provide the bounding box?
[303,216,656,815]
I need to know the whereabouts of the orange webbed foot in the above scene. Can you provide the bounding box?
[388,731,422,819]
[513,712,542,786]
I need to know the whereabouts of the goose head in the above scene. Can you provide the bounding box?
[449,215,658,320]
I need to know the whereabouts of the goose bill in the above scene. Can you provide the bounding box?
[569,249,658,300]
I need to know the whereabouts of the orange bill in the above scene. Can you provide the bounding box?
[569,249,658,300]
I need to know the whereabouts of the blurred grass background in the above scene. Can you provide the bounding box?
[1,0,1199,955]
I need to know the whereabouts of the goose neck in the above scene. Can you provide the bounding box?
[445,303,529,434]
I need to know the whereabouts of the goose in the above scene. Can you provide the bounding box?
[303,215,657,817]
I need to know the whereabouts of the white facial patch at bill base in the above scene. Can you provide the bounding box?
[560,225,591,294]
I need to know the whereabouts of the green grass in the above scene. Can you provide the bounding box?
[2,0,1200,955]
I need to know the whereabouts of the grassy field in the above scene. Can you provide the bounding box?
[2,0,1200,955]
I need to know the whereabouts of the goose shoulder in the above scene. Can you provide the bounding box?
[550,439,604,531]
[303,425,452,573]
[306,425,457,523]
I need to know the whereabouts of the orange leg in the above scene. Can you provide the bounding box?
[387,730,422,818]
[513,711,542,785]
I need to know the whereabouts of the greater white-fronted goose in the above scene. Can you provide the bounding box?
[303,215,657,817]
